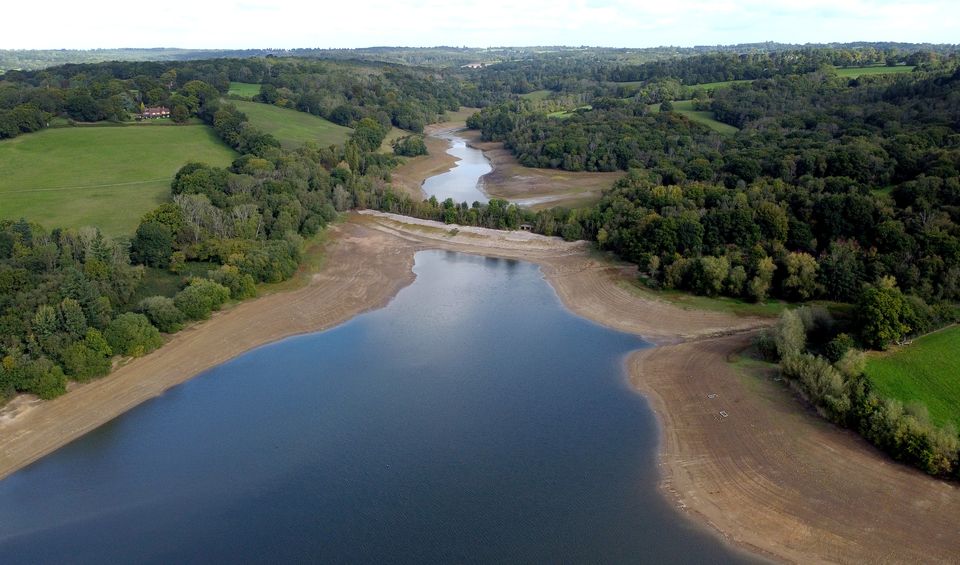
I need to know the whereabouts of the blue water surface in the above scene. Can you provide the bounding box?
[0,251,756,563]
[420,132,491,204]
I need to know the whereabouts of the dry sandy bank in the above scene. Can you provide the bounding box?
[630,335,960,563]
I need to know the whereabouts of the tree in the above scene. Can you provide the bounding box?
[392,135,428,156]
[31,305,59,340]
[350,118,387,152]
[819,240,864,302]
[171,104,190,123]
[61,328,112,381]
[782,252,819,300]
[857,277,911,350]
[774,309,806,360]
[755,202,789,244]
[748,256,776,302]
[58,298,87,339]
[692,255,730,296]
[137,296,186,333]
[130,221,174,268]
[206,265,256,300]
[174,278,230,320]
[727,265,747,296]
[104,313,163,357]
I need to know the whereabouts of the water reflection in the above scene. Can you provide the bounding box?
[0,251,757,564]
[421,131,491,204]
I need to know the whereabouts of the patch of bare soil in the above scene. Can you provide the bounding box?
[631,335,960,564]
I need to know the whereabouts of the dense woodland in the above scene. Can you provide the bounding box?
[464,53,960,348]
[1,44,959,476]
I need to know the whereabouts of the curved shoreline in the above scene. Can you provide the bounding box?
[1,212,958,563]
[391,115,623,210]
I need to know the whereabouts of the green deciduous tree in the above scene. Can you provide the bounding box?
[174,278,230,320]
[137,296,186,333]
[782,251,820,300]
[130,221,174,268]
[104,313,163,357]
[857,277,911,350]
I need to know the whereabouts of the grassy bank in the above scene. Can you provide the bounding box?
[619,278,786,318]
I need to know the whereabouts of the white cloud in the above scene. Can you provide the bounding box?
[2,0,958,49]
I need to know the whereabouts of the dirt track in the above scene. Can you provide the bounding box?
[2,212,958,563]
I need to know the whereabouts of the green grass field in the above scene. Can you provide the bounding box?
[834,65,915,78]
[547,105,592,119]
[230,100,352,149]
[612,79,749,91]
[620,279,788,318]
[686,79,751,90]
[228,82,262,98]
[379,126,411,153]
[520,89,552,101]
[865,326,960,429]
[0,126,236,237]
[651,100,739,135]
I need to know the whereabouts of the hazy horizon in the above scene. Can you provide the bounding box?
[5,0,958,51]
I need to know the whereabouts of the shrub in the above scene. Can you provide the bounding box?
[206,265,256,300]
[392,134,428,157]
[104,313,163,357]
[774,309,806,360]
[174,278,230,320]
[137,296,186,333]
[825,333,855,363]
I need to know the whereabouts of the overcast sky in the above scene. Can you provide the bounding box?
[5,0,958,49]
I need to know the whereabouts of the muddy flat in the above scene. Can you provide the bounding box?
[631,335,960,563]
[458,129,624,209]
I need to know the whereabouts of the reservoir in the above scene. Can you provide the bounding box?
[420,131,491,204]
[0,251,754,563]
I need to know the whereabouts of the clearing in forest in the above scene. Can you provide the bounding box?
[651,100,739,135]
[227,82,262,98]
[833,65,916,78]
[230,100,352,149]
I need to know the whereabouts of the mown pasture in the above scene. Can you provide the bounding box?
[229,100,352,149]
[0,125,236,236]
[227,82,262,98]
[833,65,915,78]
[865,326,960,429]
[650,100,739,135]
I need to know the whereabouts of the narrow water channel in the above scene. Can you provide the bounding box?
[420,130,491,204]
